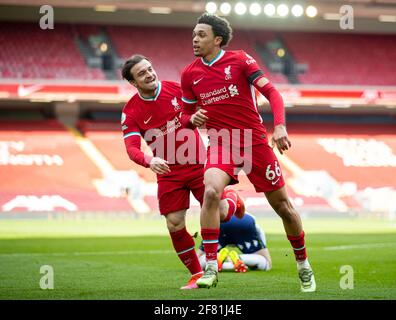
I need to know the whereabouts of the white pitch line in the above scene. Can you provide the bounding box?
[323,242,396,251]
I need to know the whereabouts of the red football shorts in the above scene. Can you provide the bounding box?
[205,143,285,192]
[157,163,205,215]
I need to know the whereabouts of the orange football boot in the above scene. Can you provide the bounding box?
[180,272,204,290]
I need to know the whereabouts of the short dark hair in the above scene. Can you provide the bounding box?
[121,54,150,82]
[197,13,233,47]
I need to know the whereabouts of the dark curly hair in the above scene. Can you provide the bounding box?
[197,13,233,47]
[121,54,150,82]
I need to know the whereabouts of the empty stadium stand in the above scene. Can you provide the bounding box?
[1,113,394,215]
[0,119,133,212]
[77,120,156,183]
[106,25,289,83]
[281,32,396,86]
[0,22,105,80]
[284,123,396,212]
[286,123,396,187]
[1,22,395,86]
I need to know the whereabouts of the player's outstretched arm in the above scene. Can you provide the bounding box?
[254,77,291,154]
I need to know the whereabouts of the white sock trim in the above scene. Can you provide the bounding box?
[207,260,218,269]
[297,259,310,270]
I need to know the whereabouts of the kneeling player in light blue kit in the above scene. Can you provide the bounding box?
[197,212,272,272]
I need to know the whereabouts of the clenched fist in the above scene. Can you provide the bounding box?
[190,109,208,128]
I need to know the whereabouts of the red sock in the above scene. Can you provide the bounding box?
[170,227,202,275]
[287,231,307,261]
[201,228,220,261]
[220,190,236,222]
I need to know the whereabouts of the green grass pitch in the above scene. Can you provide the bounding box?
[0,217,395,300]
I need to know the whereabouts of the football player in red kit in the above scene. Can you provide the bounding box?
[180,13,315,292]
[121,54,245,290]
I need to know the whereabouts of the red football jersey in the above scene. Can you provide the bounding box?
[181,50,267,146]
[122,81,204,165]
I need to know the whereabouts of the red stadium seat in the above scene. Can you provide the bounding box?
[0,22,105,80]
[77,120,157,183]
[281,32,396,86]
[1,22,395,86]
[286,123,396,189]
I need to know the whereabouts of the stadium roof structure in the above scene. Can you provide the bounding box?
[0,0,396,33]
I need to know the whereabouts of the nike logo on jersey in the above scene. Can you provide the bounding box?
[271,177,281,185]
[144,116,153,124]
[193,77,204,85]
